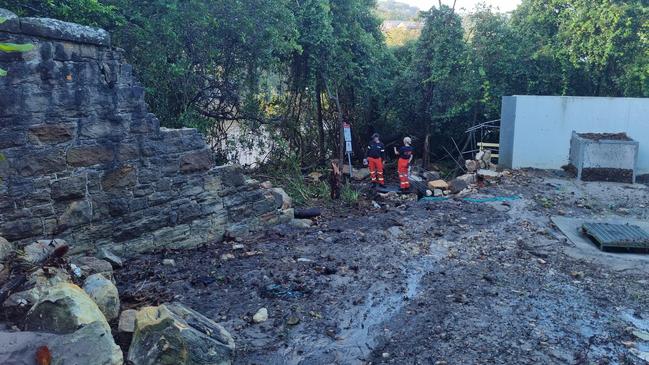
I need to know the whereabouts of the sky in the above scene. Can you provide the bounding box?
[400,0,522,13]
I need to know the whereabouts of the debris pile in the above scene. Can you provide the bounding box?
[410,162,505,199]
[466,150,498,172]
[0,237,236,365]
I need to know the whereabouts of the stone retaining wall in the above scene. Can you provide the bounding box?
[0,9,283,255]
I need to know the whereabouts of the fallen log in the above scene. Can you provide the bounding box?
[294,208,322,219]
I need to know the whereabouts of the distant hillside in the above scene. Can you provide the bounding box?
[376,0,420,21]
[377,1,423,46]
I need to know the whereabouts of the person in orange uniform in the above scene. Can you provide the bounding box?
[363,133,385,186]
[394,136,413,192]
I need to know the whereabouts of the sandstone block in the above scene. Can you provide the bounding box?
[58,200,92,228]
[83,273,120,321]
[51,175,86,201]
[118,309,137,333]
[67,144,114,167]
[0,236,13,263]
[0,321,123,365]
[180,149,213,173]
[271,188,292,210]
[13,148,66,177]
[25,282,111,334]
[28,123,75,144]
[0,218,43,241]
[128,303,235,365]
[102,164,137,190]
[428,179,449,190]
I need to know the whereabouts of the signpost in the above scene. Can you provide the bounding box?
[343,122,353,178]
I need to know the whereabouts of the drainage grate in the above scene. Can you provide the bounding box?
[582,223,649,251]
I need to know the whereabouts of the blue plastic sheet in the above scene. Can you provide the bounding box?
[462,196,521,203]
[421,195,520,203]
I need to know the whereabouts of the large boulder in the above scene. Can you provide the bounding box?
[271,188,292,210]
[0,321,123,365]
[0,236,13,263]
[3,267,71,318]
[448,178,468,194]
[128,302,235,365]
[24,282,111,334]
[83,273,120,321]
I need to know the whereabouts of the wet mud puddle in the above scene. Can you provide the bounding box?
[279,247,442,364]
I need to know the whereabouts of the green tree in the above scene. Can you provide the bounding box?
[391,4,476,165]
[0,0,121,29]
[511,0,649,96]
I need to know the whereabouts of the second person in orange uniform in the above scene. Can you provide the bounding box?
[394,137,413,192]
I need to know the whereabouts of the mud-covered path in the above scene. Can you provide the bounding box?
[116,171,649,364]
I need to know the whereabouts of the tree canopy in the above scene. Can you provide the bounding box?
[2,0,647,167]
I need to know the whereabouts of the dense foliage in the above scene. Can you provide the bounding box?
[2,0,648,167]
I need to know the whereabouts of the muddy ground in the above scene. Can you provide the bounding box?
[116,170,649,365]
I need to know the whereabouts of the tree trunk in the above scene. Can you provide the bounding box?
[316,76,325,164]
[423,133,430,169]
[321,73,345,165]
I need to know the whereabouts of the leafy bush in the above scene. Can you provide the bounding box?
[341,184,360,205]
[260,153,330,206]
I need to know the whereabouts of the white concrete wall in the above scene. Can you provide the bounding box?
[499,96,649,174]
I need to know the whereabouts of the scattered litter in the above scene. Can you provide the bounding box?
[70,263,82,277]
[220,253,235,261]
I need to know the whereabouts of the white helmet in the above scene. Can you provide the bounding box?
[403,137,412,145]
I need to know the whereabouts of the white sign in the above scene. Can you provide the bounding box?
[343,124,352,142]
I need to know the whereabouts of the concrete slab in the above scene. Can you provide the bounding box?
[552,216,649,272]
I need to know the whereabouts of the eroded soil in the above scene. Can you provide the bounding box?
[116,170,649,365]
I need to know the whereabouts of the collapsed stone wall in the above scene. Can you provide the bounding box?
[0,10,285,255]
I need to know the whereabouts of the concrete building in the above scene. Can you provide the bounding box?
[499,96,649,177]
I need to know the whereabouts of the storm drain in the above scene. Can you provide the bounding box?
[582,223,649,251]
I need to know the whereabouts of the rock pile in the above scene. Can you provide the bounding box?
[414,159,505,198]
[0,236,236,365]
